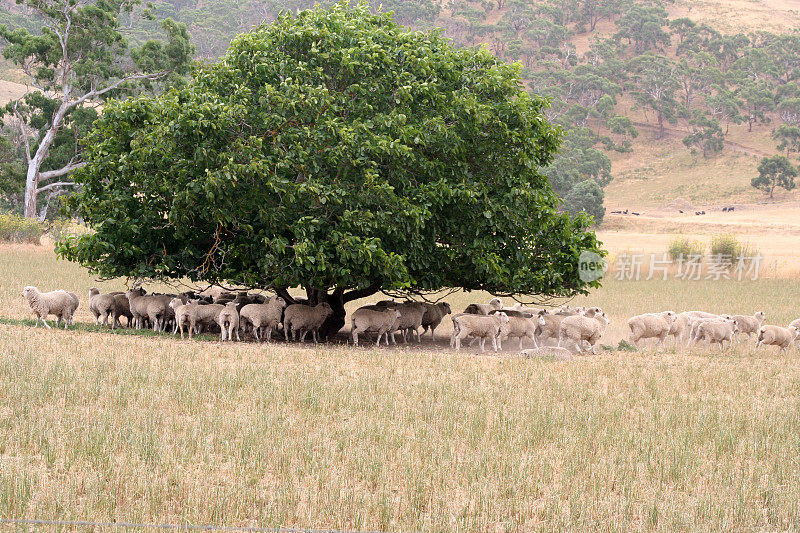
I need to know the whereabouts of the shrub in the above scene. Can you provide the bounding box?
[667,236,704,261]
[0,212,44,244]
[617,340,637,352]
[709,234,759,265]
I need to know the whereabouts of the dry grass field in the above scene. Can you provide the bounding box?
[2,243,800,529]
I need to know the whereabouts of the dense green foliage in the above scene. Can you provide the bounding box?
[59,4,604,336]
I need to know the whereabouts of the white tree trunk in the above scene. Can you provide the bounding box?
[23,101,70,218]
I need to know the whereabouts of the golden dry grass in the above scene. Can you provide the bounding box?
[2,245,800,529]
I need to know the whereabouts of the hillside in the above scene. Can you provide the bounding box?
[2,0,798,222]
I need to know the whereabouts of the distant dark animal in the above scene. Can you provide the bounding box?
[729,207,735,212]
[632,212,640,216]
[722,207,728,212]
[623,210,628,214]
[679,210,684,213]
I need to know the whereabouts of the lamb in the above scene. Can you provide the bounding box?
[216,302,241,341]
[463,298,504,315]
[451,312,510,353]
[519,347,575,361]
[756,325,800,354]
[557,311,610,354]
[351,307,402,346]
[239,297,287,342]
[690,318,739,350]
[420,302,452,340]
[732,312,766,339]
[627,311,677,348]
[21,286,78,329]
[283,302,334,343]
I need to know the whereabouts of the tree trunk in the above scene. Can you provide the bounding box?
[319,290,346,341]
[23,101,70,218]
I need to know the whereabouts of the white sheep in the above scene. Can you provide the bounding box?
[690,318,739,351]
[169,298,194,339]
[451,312,510,353]
[493,311,544,349]
[89,288,125,327]
[239,297,287,342]
[557,311,609,354]
[351,307,402,346]
[627,311,677,348]
[216,302,240,341]
[187,303,225,339]
[731,312,766,340]
[756,325,800,354]
[22,286,78,329]
[283,302,334,343]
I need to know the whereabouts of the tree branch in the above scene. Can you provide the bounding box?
[342,282,381,303]
[69,71,169,109]
[39,161,87,181]
[37,181,78,193]
[10,100,32,162]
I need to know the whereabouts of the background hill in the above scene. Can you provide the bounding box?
[2,0,799,225]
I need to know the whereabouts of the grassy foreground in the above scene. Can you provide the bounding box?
[2,244,800,529]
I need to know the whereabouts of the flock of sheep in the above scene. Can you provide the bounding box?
[19,286,800,356]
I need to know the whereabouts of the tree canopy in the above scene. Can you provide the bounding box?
[58,3,605,337]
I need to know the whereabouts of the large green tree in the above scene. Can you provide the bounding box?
[751,155,797,199]
[59,3,604,338]
[0,0,193,219]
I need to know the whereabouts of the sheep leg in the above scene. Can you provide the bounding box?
[41,316,51,329]
[284,322,290,341]
[491,335,499,353]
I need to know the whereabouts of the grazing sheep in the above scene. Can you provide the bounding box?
[690,318,739,351]
[351,307,402,346]
[519,347,575,361]
[239,297,287,342]
[557,311,610,354]
[627,311,677,348]
[283,302,334,343]
[21,286,78,329]
[216,302,240,341]
[756,325,800,354]
[732,312,766,339]
[463,298,504,316]
[420,302,452,340]
[451,312,510,353]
